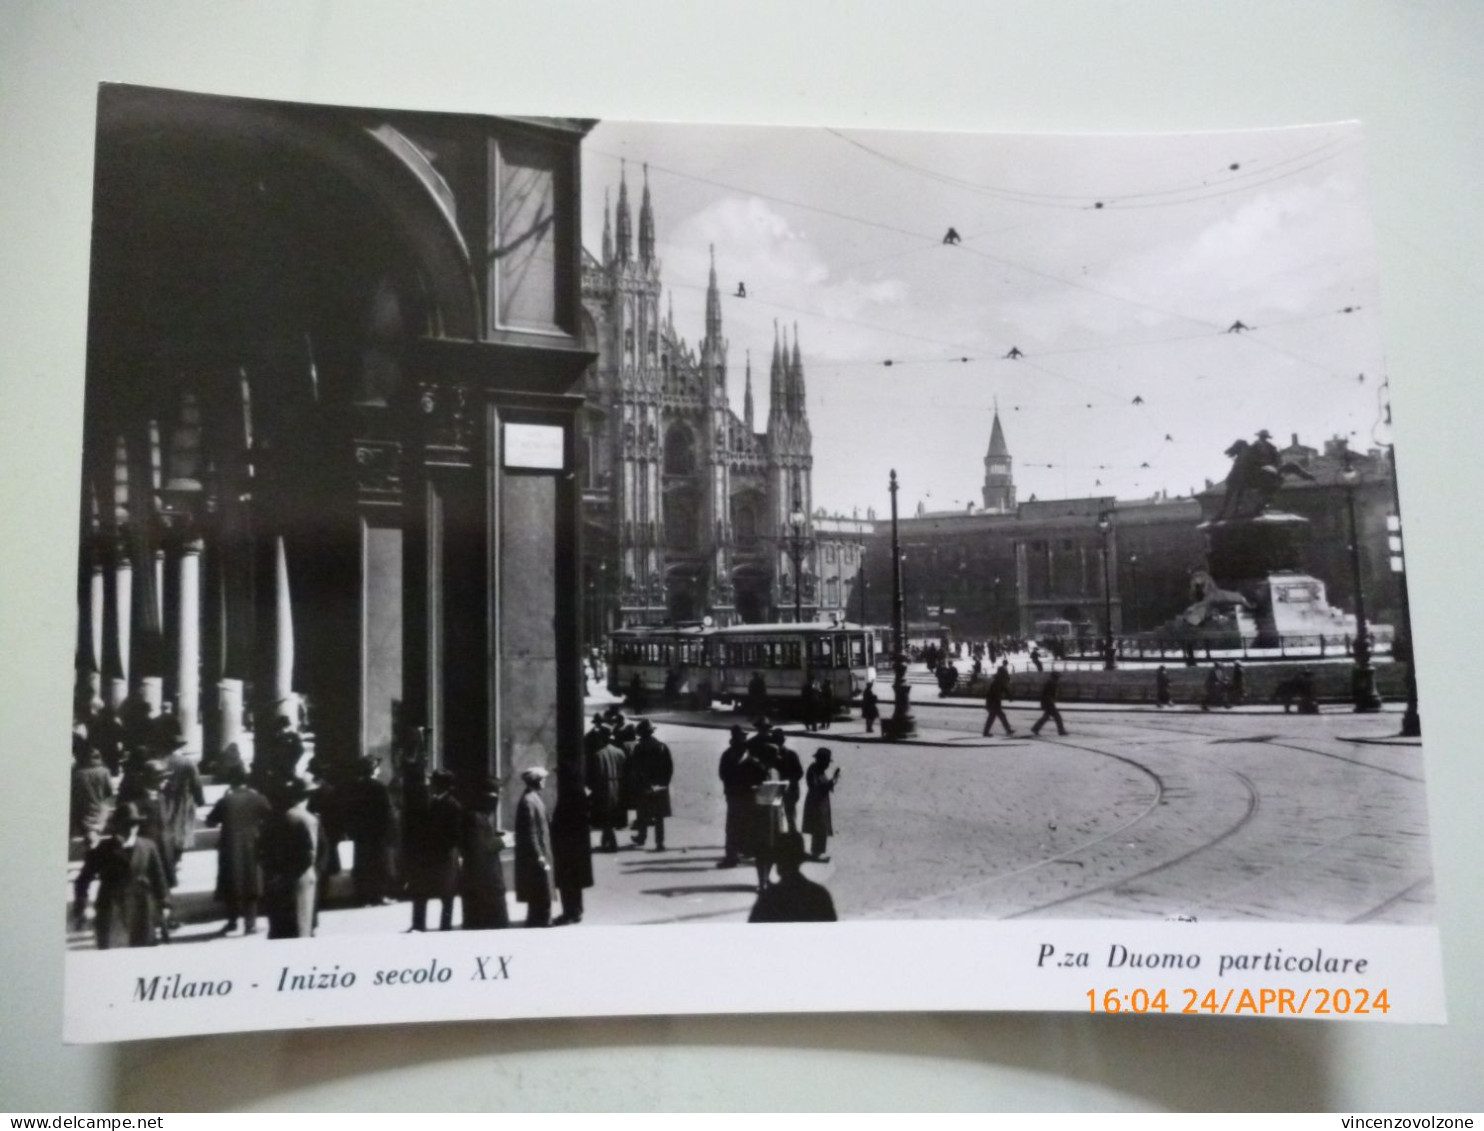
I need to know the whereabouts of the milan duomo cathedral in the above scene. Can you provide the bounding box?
[579,166,822,628]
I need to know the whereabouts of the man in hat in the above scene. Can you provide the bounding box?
[205,764,271,934]
[802,749,841,862]
[586,723,628,853]
[772,728,804,835]
[717,725,751,868]
[72,801,172,948]
[1155,664,1173,708]
[747,832,837,923]
[983,660,1015,736]
[407,768,462,931]
[70,733,115,847]
[514,767,554,927]
[259,777,322,939]
[1030,671,1068,737]
[628,719,674,851]
[156,719,205,876]
[551,761,593,927]
[460,778,511,930]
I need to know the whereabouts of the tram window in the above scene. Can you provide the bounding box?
[849,636,867,666]
[835,635,849,667]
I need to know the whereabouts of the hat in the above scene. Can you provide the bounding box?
[636,719,655,736]
[113,801,145,830]
[771,728,786,742]
[754,717,771,731]
[1256,428,1272,439]
[430,768,455,788]
[520,766,549,786]
[729,725,747,740]
[814,748,833,763]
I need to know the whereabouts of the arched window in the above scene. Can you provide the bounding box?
[664,424,696,476]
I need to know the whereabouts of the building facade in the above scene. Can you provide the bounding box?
[578,168,863,633]
[74,87,592,817]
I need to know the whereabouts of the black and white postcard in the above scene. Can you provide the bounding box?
[62,86,1443,1042]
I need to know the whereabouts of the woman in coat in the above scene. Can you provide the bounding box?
[459,778,510,930]
[514,767,554,927]
[72,802,170,949]
[802,749,841,862]
[205,765,271,934]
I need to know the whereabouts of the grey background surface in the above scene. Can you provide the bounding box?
[2,0,1480,1111]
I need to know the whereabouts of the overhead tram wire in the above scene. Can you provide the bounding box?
[823,127,1359,210]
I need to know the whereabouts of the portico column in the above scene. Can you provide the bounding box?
[174,535,203,751]
[107,541,132,709]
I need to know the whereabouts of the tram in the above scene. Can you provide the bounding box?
[607,624,713,707]
[708,622,878,712]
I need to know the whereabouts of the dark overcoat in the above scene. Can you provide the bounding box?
[206,785,271,903]
[586,743,628,826]
[74,835,170,948]
[260,805,320,938]
[802,762,836,838]
[459,809,510,929]
[551,780,594,890]
[628,737,674,820]
[158,751,205,860]
[514,790,554,905]
[70,761,115,839]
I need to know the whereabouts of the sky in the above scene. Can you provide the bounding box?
[580,120,1390,518]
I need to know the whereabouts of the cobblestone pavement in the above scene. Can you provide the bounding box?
[64,699,1433,945]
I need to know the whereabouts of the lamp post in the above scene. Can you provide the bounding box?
[1341,454,1383,712]
[1127,552,1140,633]
[1388,446,1420,736]
[857,559,869,627]
[884,470,916,739]
[1096,511,1116,670]
[992,575,1001,638]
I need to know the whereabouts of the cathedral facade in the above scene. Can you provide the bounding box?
[577,167,823,631]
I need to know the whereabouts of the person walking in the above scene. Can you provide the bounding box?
[717,725,750,868]
[739,743,784,895]
[70,741,115,847]
[983,660,1015,736]
[459,778,511,930]
[802,749,840,861]
[585,724,628,853]
[72,801,171,949]
[205,765,270,934]
[1229,661,1246,707]
[1202,664,1227,712]
[820,680,835,730]
[800,673,818,733]
[407,768,462,931]
[860,684,880,733]
[1030,672,1068,736]
[628,719,674,851]
[514,767,554,927]
[1155,665,1173,708]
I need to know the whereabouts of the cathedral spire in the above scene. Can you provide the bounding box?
[982,401,1015,512]
[601,186,613,265]
[638,164,655,266]
[768,319,784,428]
[744,349,754,432]
[615,161,632,263]
[704,244,722,349]
[790,321,806,419]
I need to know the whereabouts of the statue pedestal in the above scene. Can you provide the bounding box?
[1202,512,1309,579]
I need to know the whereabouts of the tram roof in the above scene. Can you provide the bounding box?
[705,621,869,636]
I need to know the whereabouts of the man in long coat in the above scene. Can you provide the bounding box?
[551,764,593,925]
[259,778,321,939]
[802,748,840,861]
[983,661,1015,736]
[1030,672,1068,736]
[343,755,396,906]
[156,725,205,874]
[585,726,628,852]
[459,778,510,930]
[407,768,462,931]
[205,765,271,934]
[717,725,750,868]
[70,742,115,845]
[772,728,804,835]
[72,802,170,949]
[514,767,554,927]
[628,719,674,851]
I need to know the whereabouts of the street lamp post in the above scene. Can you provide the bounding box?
[1341,454,1383,712]
[1096,512,1116,670]
[1127,553,1140,634]
[884,470,916,739]
[1388,445,1420,736]
[857,560,869,627]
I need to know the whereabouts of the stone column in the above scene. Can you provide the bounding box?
[107,544,132,710]
[270,534,297,721]
[174,536,203,751]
